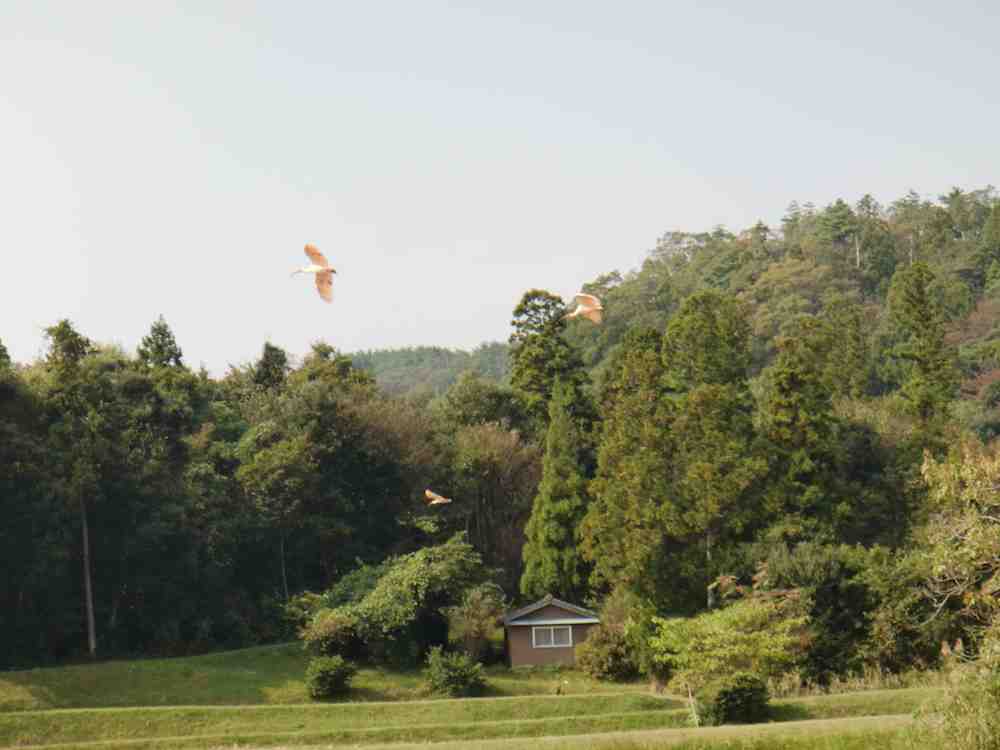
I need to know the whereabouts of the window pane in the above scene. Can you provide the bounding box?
[553,627,571,646]
[534,628,552,647]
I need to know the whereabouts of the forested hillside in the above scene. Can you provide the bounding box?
[349,343,509,397]
[3,184,1000,680]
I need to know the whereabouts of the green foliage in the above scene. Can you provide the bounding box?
[301,609,361,657]
[423,646,486,697]
[508,289,590,435]
[521,378,593,601]
[696,672,770,726]
[446,583,506,663]
[733,544,875,682]
[663,290,751,390]
[650,597,809,692]
[887,262,959,423]
[576,624,639,682]
[303,535,487,667]
[137,316,184,368]
[253,342,290,389]
[350,343,507,397]
[450,421,541,592]
[305,655,357,699]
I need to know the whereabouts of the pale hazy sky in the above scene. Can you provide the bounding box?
[2,1,998,373]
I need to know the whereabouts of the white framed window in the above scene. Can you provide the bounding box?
[532,625,573,648]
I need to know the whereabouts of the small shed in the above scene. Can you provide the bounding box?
[503,594,600,667]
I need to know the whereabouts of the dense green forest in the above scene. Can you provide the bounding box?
[3,184,1000,683]
[349,343,509,397]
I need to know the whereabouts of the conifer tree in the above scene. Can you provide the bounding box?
[137,315,184,368]
[520,379,592,601]
[508,289,590,436]
[582,329,681,606]
[253,342,290,390]
[887,262,958,424]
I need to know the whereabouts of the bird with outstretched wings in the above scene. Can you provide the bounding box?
[424,489,453,506]
[292,244,337,303]
[564,293,604,324]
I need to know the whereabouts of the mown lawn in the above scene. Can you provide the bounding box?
[0,643,643,712]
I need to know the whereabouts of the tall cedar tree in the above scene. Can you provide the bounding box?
[759,315,840,538]
[662,292,764,609]
[581,329,681,605]
[508,289,590,437]
[887,262,958,425]
[520,378,592,602]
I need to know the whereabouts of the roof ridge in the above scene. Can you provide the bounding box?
[502,594,599,624]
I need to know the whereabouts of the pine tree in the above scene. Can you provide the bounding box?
[137,316,184,368]
[0,338,10,370]
[520,379,592,602]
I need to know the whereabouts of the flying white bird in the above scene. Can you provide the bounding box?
[291,244,337,303]
[424,489,453,506]
[564,293,604,324]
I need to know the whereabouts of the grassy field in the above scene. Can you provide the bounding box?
[0,687,938,749]
[0,645,943,750]
[0,644,643,712]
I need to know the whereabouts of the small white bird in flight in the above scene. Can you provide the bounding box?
[424,489,453,506]
[291,244,337,303]
[564,293,604,324]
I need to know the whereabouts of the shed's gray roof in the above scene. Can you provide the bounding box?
[502,594,599,625]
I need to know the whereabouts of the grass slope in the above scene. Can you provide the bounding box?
[0,689,938,749]
[0,644,640,712]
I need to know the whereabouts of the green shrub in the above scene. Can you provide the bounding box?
[650,596,808,692]
[576,625,639,681]
[305,655,357,699]
[301,608,361,657]
[423,646,486,697]
[697,672,770,726]
[446,583,507,663]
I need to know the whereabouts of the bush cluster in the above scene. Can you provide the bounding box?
[305,655,358,699]
[423,646,487,697]
[696,672,769,725]
[576,625,639,681]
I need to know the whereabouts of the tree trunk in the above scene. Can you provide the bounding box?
[80,497,97,658]
[854,234,861,269]
[706,529,715,610]
[279,532,289,602]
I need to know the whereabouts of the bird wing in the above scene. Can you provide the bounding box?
[304,244,330,268]
[583,308,603,324]
[575,293,602,308]
[315,270,333,302]
[424,489,453,505]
